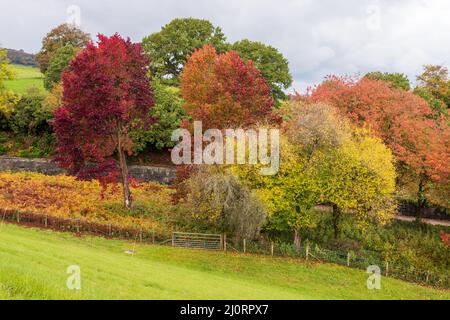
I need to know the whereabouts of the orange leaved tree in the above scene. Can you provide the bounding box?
[180,44,277,129]
[307,76,449,218]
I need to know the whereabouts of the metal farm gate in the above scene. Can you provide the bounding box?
[171,232,223,251]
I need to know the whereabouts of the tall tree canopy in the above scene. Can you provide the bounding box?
[36,23,90,73]
[231,136,320,246]
[416,64,450,108]
[43,44,79,91]
[180,45,276,129]
[413,86,448,117]
[53,34,154,208]
[234,102,396,242]
[307,76,449,216]
[364,71,411,91]
[142,18,227,86]
[231,40,292,101]
[284,102,396,237]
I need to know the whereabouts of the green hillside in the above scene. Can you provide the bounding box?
[4,64,46,95]
[0,223,448,300]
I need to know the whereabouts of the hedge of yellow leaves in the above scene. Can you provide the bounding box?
[0,172,175,234]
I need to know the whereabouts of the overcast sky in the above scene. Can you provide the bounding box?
[1,0,449,92]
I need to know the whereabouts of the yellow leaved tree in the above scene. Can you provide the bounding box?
[0,48,18,129]
[234,101,397,245]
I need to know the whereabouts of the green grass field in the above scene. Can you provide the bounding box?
[0,223,448,300]
[4,64,46,95]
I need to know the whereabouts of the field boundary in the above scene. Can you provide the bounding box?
[1,208,448,290]
[0,208,169,243]
[0,156,177,184]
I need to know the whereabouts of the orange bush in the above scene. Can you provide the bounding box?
[0,172,175,234]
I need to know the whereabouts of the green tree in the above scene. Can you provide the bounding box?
[36,23,90,73]
[413,86,447,117]
[416,65,450,108]
[43,45,78,91]
[130,81,185,151]
[0,48,18,129]
[231,39,293,101]
[365,71,411,91]
[142,18,227,85]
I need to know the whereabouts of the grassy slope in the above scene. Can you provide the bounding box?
[0,224,448,300]
[4,64,45,94]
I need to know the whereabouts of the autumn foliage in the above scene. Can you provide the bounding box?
[306,76,449,183]
[52,34,154,208]
[180,45,276,129]
[0,172,173,233]
[440,231,450,247]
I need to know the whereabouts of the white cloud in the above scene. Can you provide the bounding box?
[1,0,449,92]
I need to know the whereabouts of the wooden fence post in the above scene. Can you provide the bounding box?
[385,261,389,277]
[271,242,274,256]
[44,214,48,228]
[108,224,112,236]
[306,243,309,261]
[347,252,351,267]
[172,233,175,247]
[17,212,20,223]
[223,234,227,252]
[243,239,246,253]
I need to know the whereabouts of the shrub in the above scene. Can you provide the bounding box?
[17,133,54,158]
[299,211,450,283]
[0,142,8,155]
[0,90,19,130]
[0,172,175,234]
[10,89,52,135]
[180,166,267,240]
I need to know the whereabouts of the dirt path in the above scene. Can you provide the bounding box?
[395,215,450,227]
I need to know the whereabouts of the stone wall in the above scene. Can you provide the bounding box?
[0,156,177,185]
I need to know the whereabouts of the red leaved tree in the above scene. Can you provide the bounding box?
[180,44,276,129]
[52,34,154,208]
[306,76,449,217]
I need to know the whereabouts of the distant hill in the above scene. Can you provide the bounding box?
[6,48,38,67]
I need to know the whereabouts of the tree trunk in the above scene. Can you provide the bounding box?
[417,176,427,222]
[332,204,341,239]
[117,129,132,209]
[293,229,301,252]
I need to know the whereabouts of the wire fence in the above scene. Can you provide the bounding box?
[227,238,449,289]
[1,209,448,290]
[0,209,169,243]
